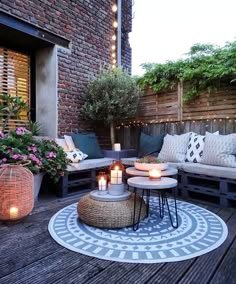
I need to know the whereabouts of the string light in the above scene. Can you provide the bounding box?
[112,59,117,64]
[111,45,116,50]
[112,4,118,12]
[113,21,118,28]
[116,117,236,128]
[112,34,116,41]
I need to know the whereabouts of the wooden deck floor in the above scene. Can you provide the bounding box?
[1,190,236,284]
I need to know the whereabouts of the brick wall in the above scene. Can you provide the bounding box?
[1,0,132,148]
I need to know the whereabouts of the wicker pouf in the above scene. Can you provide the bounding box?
[77,193,147,229]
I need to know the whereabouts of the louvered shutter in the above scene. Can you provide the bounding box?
[0,47,30,131]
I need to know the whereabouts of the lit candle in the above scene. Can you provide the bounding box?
[110,166,122,184]
[149,169,161,180]
[98,176,107,191]
[114,143,121,151]
[10,207,19,219]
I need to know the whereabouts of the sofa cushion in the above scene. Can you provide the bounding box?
[72,133,104,159]
[66,150,88,163]
[67,158,113,171]
[182,162,236,179]
[201,133,236,167]
[64,135,76,151]
[55,138,69,152]
[158,133,191,162]
[185,131,219,163]
[138,132,164,157]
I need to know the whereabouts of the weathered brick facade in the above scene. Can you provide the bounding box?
[1,0,132,146]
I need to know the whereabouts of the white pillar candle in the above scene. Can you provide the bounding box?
[98,176,107,191]
[110,166,122,184]
[10,207,19,219]
[114,143,121,151]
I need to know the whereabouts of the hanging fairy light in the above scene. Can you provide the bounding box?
[111,2,118,67]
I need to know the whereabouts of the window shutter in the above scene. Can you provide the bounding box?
[0,47,30,131]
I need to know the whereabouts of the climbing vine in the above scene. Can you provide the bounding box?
[137,41,236,101]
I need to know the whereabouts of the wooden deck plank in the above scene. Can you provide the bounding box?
[0,194,235,284]
[178,210,236,284]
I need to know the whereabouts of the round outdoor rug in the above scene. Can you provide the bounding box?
[48,197,228,263]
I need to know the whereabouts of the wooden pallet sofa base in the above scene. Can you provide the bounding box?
[121,158,236,208]
[58,158,114,197]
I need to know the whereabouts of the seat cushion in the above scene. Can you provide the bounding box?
[67,158,113,171]
[72,133,104,159]
[182,162,236,179]
[138,132,164,157]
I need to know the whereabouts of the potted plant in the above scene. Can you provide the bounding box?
[80,67,141,147]
[0,127,69,200]
[135,155,168,171]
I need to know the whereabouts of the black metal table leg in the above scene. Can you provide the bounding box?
[133,188,145,231]
[162,188,178,228]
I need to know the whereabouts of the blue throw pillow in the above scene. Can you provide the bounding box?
[138,132,164,158]
[71,133,104,159]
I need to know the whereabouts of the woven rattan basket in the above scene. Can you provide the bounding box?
[0,164,34,221]
[78,193,147,228]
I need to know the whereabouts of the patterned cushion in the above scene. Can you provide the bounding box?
[66,150,88,163]
[201,133,236,167]
[185,131,219,163]
[158,133,191,162]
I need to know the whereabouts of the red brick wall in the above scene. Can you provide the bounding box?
[1,0,132,148]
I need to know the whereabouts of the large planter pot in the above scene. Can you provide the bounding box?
[34,173,45,202]
[134,162,168,171]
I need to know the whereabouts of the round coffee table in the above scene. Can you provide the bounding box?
[126,166,178,177]
[77,193,147,229]
[127,177,178,230]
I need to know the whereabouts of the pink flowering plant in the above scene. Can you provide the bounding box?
[0,127,69,182]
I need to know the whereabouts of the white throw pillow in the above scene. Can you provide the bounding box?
[201,133,236,167]
[158,133,191,162]
[66,150,88,163]
[186,131,219,163]
[55,138,69,152]
[64,135,76,151]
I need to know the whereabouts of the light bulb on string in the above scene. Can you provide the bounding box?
[111,45,116,50]
[112,4,118,12]
[112,34,116,41]
[113,21,118,28]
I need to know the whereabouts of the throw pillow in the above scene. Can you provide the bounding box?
[64,135,76,151]
[55,138,69,152]
[138,132,164,157]
[201,133,236,167]
[71,133,104,159]
[66,150,88,163]
[158,133,191,162]
[185,131,219,163]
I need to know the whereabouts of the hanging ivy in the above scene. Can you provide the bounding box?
[137,41,236,101]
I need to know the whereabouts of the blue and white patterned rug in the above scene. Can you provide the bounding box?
[48,197,228,263]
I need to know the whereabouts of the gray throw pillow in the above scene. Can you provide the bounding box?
[201,133,236,167]
[158,133,191,162]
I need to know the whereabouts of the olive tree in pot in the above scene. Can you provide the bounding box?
[80,67,141,147]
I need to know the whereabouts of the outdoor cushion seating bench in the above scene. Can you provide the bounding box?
[58,158,113,197]
[122,157,236,208]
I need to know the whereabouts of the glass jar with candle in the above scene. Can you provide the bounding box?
[149,169,162,180]
[97,172,108,194]
[109,160,124,185]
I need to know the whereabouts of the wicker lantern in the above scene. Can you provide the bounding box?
[0,164,34,221]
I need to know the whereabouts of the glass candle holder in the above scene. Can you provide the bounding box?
[97,172,108,194]
[149,169,161,180]
[109,160,124,184]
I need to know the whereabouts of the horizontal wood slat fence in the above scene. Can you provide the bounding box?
[116,83,236,149]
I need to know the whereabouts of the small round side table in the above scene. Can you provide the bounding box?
[127,177,178,230]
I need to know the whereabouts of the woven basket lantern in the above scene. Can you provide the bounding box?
[0,164,34,221]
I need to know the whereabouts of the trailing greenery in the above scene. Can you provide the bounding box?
[138,41,236,101]
[81,67,141,146]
